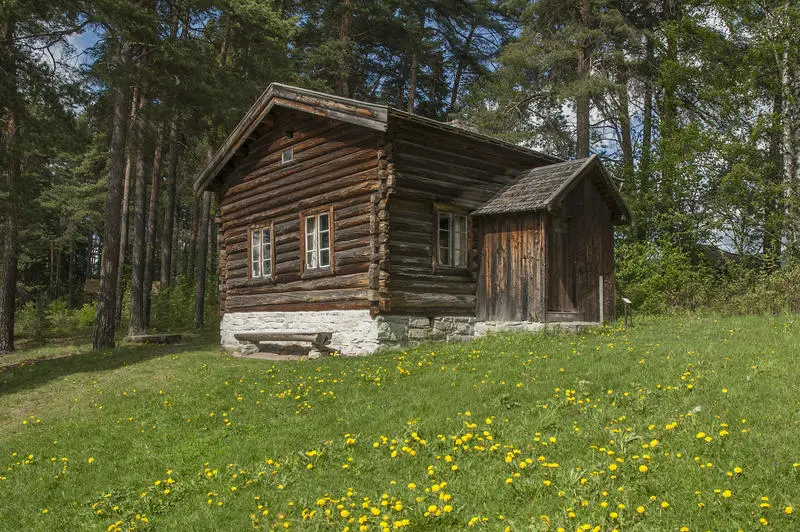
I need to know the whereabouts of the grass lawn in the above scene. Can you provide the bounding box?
[1,315,799,531]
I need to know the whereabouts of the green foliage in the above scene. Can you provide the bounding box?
[13,299,97,339]
[13,302,50,340]
[149,278,219,332]
[616,241,712,314]
[710,264,800,316]
[76,303,97,330]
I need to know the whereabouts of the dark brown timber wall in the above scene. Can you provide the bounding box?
[216,109,380,313]
[386,119,552,316]
[549,176,616,322]
[476,213,545,321]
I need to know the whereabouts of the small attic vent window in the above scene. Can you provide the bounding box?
[282,148,294,164]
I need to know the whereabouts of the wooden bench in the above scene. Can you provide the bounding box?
[123,333,182,345]
[233,330,333,359]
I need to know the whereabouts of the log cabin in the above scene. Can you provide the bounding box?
[195,84,630,355]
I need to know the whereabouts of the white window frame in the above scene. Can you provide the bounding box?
[249,223,274,280]
[302,207,333,273]
[436,207,469,269]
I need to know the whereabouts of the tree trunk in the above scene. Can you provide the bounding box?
[143,123,165,327]
[618,70,634,184]
[194,191,212,328]
[93,42,132,350]
[159,2,182,289]
[67,245,75,307]
[172,203,180,282]
[780,47,800,257]
[336,0,352,97]
[449,22,476,112]
[187,194,199,278]
[640,35,654,186]
[0,94,20,353]
[128,88,151,336]
[407,52,418,113]
[575,0,590,159]
[1,17,20,353]
[116,88,138,324]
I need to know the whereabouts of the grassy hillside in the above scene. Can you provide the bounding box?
[1,316,798,531]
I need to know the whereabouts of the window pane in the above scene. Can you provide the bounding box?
[319,230,330,250]
[453,216,468,268]
[438,233,450,266]
[320,249,330,268]
[306,250,317,269]
[251,231,261,277]
[251,231,260,261]
[438,213,450,232]
[438,213,451,266]
[262,228,271,276]
[318,213,329,233]
[305,216,315,243]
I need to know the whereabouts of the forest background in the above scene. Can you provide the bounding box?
[1,0,799,352]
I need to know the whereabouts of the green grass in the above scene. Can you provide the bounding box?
[1,315,799,531]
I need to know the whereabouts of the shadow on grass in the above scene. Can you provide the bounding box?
[0,330,220,397]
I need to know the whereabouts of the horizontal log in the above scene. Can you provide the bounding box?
[223,180,378,233]
[227,288,370,309]
[226,300,370,313]
[225,125,377,194]
[222,156,378,220]
[228,272,368,293]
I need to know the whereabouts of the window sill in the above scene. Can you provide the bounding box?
[247,277,277,287]
[301,267,334,280]
[433,265,472,276]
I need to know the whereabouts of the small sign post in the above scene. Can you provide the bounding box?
[622,297,633,328]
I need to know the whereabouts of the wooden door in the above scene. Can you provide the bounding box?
[477,215,545,322]
[546,216,576,312]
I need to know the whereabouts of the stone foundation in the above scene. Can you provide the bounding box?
[220,310,595,356]
[221,310,382,355]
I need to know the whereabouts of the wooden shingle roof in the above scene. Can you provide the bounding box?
[473,155,630,224]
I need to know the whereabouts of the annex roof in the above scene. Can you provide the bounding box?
[194,83,560,193]
[472,155,631,224]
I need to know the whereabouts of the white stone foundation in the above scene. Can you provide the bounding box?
[221,310,596,356]
[221,310,382,355]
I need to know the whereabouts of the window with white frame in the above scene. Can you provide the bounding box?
[250,225,273,279]
[303,209,332,270]
[436,208,469,268]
